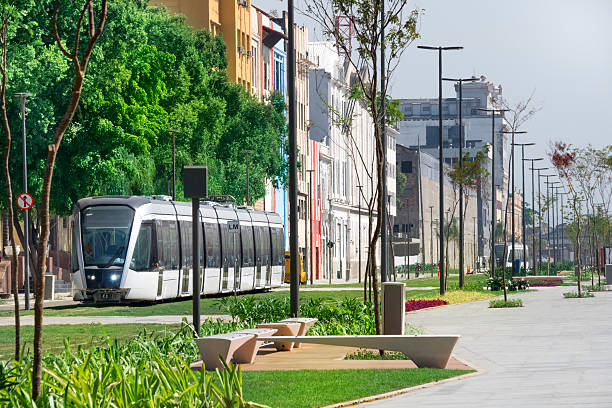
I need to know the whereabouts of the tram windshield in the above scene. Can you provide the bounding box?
[81,205,134,268]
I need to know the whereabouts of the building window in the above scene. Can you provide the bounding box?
[421,105,431,114]
[401,161,413,174]
[393,224,399,233]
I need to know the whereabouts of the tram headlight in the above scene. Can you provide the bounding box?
[88,275,95,280]
[110,274,119,281]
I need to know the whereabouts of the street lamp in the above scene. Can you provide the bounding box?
[502,130,527,276]
[552,185,565,265]
[15,92,31,310]
[544,178,560,271]
[556,190,568,264]
[241,150,254,205]
[357,185,363,285]
[442,76,478,288]
[524,158,544,274]
[533,167,549,272]
[512,142,535,274]
[429,205,434,277]
[472,216,477,272]
[168,129,179,201]
[417,45,463,295]
[476,107,509,277]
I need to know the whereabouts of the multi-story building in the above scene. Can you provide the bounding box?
[150,0,253,90]
[309,42,395,282]
[395,75,510,263]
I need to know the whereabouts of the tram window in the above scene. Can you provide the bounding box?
[157,220,179,269]
[179,221,193,268]
[130,223,154,271]
[241,226,254,267]
[220,223,234,264]
[257,226,271,264]
[271,227,284,266]
[71,220,79,272]
[203,222,220,268]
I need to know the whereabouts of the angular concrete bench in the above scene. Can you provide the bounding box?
[195,332,255,370]
[256,335,460,369]
[255,322,302,351]
[231,328,277,364]
[279,317,318,348]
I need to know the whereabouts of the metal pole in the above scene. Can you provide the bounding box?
[192,197,200,336]
[437,48,444,295]
[358,185,363,284]
[380,0,388,284]
[307,169,315,285]
[242,150,253,205]
[521,146,526,273]
[511,132,515,276]
[473,216,477,272]
[458,80,464,288]
[16,93,31,310]
[288,0,299,317]
[168,129,178,201]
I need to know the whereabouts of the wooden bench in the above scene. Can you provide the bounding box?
[231,328,277,364]
[255,322,302,351]
[279,318,318,348]
[195,333,255,371]
[256,335,460,369]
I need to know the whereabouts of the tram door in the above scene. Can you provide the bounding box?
[179,221,193,295]
[220,221,237,292]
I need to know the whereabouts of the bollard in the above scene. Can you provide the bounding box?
[382,282,405,335]
[605,264,612,285]
[44,274,55,300]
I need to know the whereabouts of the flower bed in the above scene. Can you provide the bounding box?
[405,299,448,312]
[530,283,561,287]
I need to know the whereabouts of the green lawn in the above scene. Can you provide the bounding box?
[242,368,473,407]
[0,323,181,360]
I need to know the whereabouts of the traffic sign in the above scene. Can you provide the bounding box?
[228,220,240,233]
[16,193,33,210]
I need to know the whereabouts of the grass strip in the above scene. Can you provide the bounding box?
[489,299,523,308]
[241,368,473,408]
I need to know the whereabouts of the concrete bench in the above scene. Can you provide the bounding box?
[256,335,460,369]
[255,322,302,351]
[195,332,255,371]
[231,328,277,364]
[279,318,318,348]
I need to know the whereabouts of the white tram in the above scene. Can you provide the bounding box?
[70,196,284,302]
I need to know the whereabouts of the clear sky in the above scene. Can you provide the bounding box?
[255,0,612,191]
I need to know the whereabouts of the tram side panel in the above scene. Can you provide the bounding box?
[202,219,222,294]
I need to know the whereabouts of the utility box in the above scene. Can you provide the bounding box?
[44,274,55,300]
[382,282,405,335]
[605,264,612,285]
[183,166,208,198]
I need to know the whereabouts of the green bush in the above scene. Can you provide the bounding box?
[0,322,267,407]
[563,291,595,298]
[344,349,409,360]
[489,299,523,308]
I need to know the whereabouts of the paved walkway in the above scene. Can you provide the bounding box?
[0,314,232,326]
[360,287,612,407]
[273,286,438,292]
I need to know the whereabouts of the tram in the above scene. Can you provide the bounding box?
[494,242,531,270]
[70,196,285,302]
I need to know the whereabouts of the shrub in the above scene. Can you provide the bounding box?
[344,349,409,360]
[563,291,595,298]
[438,291,494,304]
[489,299,523,308]
[405,299,448,312]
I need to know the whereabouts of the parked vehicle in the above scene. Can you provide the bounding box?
[71,196,284,302]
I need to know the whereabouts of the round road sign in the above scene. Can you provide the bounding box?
[16,193,33,210]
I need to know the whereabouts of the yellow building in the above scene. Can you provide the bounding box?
[150,0,252,90]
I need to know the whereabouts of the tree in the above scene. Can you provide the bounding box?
[306,0,421,335]
[31,0,108,399]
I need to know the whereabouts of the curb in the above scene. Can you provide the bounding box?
[321,356,484,407]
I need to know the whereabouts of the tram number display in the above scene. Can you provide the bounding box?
[228,220,240,233]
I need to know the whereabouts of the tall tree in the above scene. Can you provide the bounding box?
[306,0,421,334]
[31,0,108,399]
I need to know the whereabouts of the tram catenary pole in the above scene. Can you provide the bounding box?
[512,142,535,273]
[525,158,544,274]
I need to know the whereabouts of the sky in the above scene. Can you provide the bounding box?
[255,0,612,193]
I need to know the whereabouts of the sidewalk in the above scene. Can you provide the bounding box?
[359,287,612,407]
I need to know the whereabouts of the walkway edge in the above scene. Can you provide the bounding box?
[321,355,485,408]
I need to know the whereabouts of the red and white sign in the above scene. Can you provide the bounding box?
[16,193,33,210]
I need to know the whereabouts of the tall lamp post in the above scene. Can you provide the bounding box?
[417,45,463,295]
[544,178,560,271]
[472,216,477,272]
[441,76,477,288]
[168,129,179,201]
[15,93,31,310]
[556,190,568,263]
[242,150,254,205]
[534,167,549,272]
[476,108,509,277]
[357,185,363,284]
[502,130,527,276]
[429,205,434,276]
[306,169,315,285]
[552,185,564,265]
[525,158,543,274]
[512,142,535,274]
[380,0,388,284]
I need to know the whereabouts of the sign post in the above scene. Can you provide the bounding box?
[16,192,33,310]
[228,220,240,296]
[183,166,208,337]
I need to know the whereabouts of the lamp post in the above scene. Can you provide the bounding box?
[473,216,477,272]
[502,130,527,276]
[525,159,543,274]
[546,181,561,266]
[476,108,509,277]
[442,77,478,288]
[417,45,463,295]
[168,129,179,201]
[380,0,388,284]
[552,185,564,266]
[556,190,568,263]
[544,178,559,272]
[534,168,549,272]
[242,150,254,205]
[429,205,434,276]
[512,142,535,274]
[307,169,315,285]
[15,93,31,310]
[357,185,363,284]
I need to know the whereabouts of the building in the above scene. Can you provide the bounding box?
[395,75,511,263]
[150,0,253,90]
[395,145,479,270]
